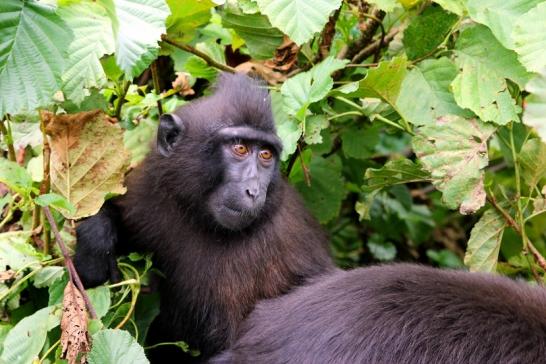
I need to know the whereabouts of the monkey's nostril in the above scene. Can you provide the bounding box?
[246,188,259,200]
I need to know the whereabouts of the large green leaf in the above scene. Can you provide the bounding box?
[0,306,60,363]
[464,208,506,272]
[451,25,528,125]
[222,11,284,59]
[397,57,466,126]
[59,2,115,103]
[466,0,542,50]
[271,91,301,161]
[0,0,72,116]
[403,6,458,61]
[108,0,170,79]
[88,329,149,364]
[522,71,546,142]
[256,0,341,45]
[513,2,546,73]
[412,116,497,214]
[0,231,41,271]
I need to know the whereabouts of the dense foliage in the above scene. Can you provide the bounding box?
[1,0,546,362]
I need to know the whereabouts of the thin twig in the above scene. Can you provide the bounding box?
[42,206,97,319]
[161,35,236,73]
[151,61,164,115]
[297,143,311,187]
[0,118,16,162]
[344,9,386,61]
[351,27,399,64]
[114,81,130,120]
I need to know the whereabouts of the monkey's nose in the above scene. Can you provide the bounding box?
[246,187,259,200]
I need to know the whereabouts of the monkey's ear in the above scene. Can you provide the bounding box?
[157,113,185,157]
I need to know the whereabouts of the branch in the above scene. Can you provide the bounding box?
[43,206,97,319]
[114,81,130,120]
[161,35,236,74]
[351,27,398,64]
[0,118,16,162]
[151,60,164,115]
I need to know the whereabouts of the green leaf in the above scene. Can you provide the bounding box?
[0,306,60,363]
[466,0,542,50]
[397,57,467,126]
[341,124,381,159]
[166,0,215,43]
[87,286,111,319]
[432,0,464,15]
[522,71,546,142]
[109,0,170,79]
[34,193,77,217]
[33,266,65,288]
[453,24,529,87]
[349,56,408,110]
[426,249,463,268]
[363,158,430,191]
[0,0,72,116]
[519,138,546,190]
[256,0,341,45]
[291,153,345,223]
[0,159,35,197]
[513,2,546,72]
[0,231,42,271]
[124,118,158,166]
[464,208,506,272]
[222,11,284,59]
[59,2,115,103]
[403,6,458,61]
[88,329,149,364]
[281,57,347,117]
[271,91,301,161]
[451,25,527,125]
[412,116,496,214]
[367,235,397,261]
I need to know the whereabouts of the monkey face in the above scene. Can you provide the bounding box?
[206,139,278,231]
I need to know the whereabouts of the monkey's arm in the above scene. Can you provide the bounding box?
[73,200,122,288]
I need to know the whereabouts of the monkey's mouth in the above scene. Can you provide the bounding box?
[214,204,260,231]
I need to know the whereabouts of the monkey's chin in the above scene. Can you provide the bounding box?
[213,205,258,231]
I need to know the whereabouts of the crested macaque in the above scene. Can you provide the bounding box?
[210,264,546,363]
[73,74,335,362]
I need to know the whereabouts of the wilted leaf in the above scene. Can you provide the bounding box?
[0,306,60,363]
[519,138,546,190]
[88,329,149,364]
[43,110,129,219]
[513,2,546,72]
[412,116,497,214]
[0,270,16,283]
[172,72,195,96]
[61,282,91,364]
[0,0,72,116]
[403,6,458,61]
[397,57,467,126]
[464,208,506,272]
[256,0,342,46]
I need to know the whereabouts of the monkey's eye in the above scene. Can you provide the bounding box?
[232,144,249,156]
[259,149,273,161]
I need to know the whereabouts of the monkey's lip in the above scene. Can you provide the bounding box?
[223,205,243,215]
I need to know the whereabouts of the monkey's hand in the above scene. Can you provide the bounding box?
[74,204,121,288]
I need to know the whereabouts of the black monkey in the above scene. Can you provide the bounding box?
[211,264,546,364]
[73,74,335,361]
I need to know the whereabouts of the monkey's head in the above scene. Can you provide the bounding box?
[155,73,283,231]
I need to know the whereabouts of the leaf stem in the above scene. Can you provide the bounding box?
[151,60,164,115]
[114,81,130,120]
[0,118,16,162]
[161,35,236,73]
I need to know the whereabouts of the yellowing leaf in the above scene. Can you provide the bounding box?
[43,110,129,219]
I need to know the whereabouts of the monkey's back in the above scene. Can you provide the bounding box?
[212,264,546,364]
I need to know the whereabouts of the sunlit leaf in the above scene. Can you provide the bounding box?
[88,329,149,364]
[0,231,42,271]
[513,2,546,73]
[0,0,72,116]
[432,0,465,15]
[166,0,215,43]
[522,71,546,142]
[256,0,341,45]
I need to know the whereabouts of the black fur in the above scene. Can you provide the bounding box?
[211,264,546,364]
[73,73,334,362]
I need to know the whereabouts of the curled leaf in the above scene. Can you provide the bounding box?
[61,281,91,364]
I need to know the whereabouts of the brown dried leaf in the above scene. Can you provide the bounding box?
[61,281,91,364]
[43,110,129,219]
[172,72,195,97]
[236,61,287,85]
[0,269,16,282]
[264,36,299,72]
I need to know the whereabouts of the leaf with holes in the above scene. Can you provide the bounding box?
[43,110,129,219]
[412,116,496,214]
[0,0,72,116]
[256,0,341,46]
